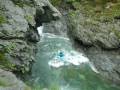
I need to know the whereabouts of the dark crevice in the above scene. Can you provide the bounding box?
[35,6,60,28]
[0,36,24,40]
[114,69,120,78]
[35,6,53,27]
[25,23,40,43]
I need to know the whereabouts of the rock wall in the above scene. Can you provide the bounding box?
[43,17,68,36]
[0,0,61,73]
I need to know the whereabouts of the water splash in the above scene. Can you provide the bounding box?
[37,26,44,36]
[29,32,120,90]
[48,50,99,73]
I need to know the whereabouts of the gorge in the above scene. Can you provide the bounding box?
[0,0,120,90]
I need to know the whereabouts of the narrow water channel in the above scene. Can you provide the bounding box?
[29,33,120,90]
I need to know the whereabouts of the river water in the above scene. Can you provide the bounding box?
[29,32,120,90]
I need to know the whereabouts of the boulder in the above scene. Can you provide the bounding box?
[68,12,120,49]
[0,69,31,90]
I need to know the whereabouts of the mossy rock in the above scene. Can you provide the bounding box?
[12,0,34,7]
[0,14,6,24]
[67,0,120,21]
[0,52,16,71]
[111,28,120,39]
[24,15,35,25]
[50,0,62,6]
[25,86,31,90]
[0,77,11,87]
[49,84,60,90]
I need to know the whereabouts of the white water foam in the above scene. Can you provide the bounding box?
[37,26,44,36]
[44,33,70,41]
[37,27,69,41]
[65,51,89,65]
[48,50,99,73]
[39,32,99,73]
[48,60,64,68]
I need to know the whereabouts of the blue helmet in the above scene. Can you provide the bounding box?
[59,51,64,57]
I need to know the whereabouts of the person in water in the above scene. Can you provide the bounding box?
[58,51,65,62]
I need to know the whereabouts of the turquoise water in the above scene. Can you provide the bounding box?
[29,33,120,90]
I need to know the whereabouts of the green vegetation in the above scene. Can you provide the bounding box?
[79,1,120,21]
[0,14,6,24]
[50,0,81,6]
[0,53,16,71]
[0,43,17,71]
[32,86,42,90]
[31,84,60,90]
[25,86,32,90]
[51,0,120,21]
[69,0,120,21]
[111,28,120,39]
[4,43,16,53]
[0,43,30,73]
[12,0,34,7]
[50,0,62,6]
[25,15,34,23]
[49,84,60,90]
[0,76,19,87]
[0,77,10,87]
[12,0,24,7]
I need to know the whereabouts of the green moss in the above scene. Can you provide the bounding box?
[31,84,60,90]
[0,77,10,87]
[49,84,60,90]
[102,3,120,19]
[12,0,34,7]
[32,86,42,90]
[0,14,6,24]
[5,43,16,53]
[69,11,77,17]
[0,52,16,71]
[50,0,62,6]
[25,85,31,90]
[111,29,120,39]
[0,43,18,71]
[67,0,120,22]
[25,15,33,23]
[0,44,16,70]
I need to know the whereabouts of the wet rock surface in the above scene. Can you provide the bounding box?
[84,47,120,85]
[72,38,120,85]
